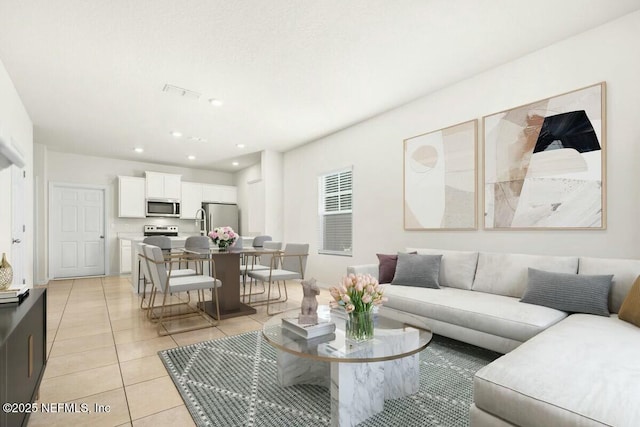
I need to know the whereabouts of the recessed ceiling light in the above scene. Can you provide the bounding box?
[232,161,239,166]
[134,147,144,153]
[236,144,245,149]
[209,98,223,107]
[187,155,196,160]
[171,131,183,138]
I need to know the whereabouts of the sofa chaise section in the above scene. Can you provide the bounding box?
[472,314,640,427]
[471,255,640,427]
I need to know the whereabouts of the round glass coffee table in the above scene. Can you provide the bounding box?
[263,305,432,426]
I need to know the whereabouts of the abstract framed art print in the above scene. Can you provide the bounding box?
[483,82,606,229]
[404,120,477,230]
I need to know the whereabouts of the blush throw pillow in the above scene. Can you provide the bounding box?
[391,253,442,289]
[618,275,640,327]
[520,268,613,316]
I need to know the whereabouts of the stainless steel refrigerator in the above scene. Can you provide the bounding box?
[203,203,239,235]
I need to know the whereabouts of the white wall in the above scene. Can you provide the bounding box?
[262,150,284,241]
[233,149,284,242]
[234,162,261,236]
[33,143,47,285]
[283,11,640,285]
[36,147,235,280]
[0,58,33,286]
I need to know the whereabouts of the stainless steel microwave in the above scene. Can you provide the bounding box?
[146,199,181,217]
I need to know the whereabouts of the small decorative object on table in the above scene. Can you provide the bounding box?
[0,253,13,290]
[299,278,320,324]
[329,273,386,342]
[208,226,238,251]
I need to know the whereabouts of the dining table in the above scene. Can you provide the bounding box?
[181,247,280,320]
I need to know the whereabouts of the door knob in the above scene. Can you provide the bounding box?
[99,235,105,239]
[12,238,21,244]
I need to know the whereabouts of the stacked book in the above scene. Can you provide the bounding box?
[282,317,336,339]
[0,285,29,304]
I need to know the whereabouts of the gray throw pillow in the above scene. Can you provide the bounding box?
[521,268,613,316]
[391,253,442,289]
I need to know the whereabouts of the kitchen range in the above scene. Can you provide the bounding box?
[143,225,179,237]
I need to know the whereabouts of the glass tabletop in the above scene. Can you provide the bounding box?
[262,305,432,363]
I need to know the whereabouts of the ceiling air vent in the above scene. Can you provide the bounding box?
[162,84,201,100]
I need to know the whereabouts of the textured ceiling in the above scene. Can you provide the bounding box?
[0,0,639,171]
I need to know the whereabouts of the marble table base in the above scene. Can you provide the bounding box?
[277,329,420,427]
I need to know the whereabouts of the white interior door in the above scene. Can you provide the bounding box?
[11,166,25,286]
[50,184,106,278]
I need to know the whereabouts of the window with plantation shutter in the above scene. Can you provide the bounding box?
[318,168,352,256]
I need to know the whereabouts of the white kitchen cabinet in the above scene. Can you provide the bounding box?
[145,171,182,199]
[118,176,146,218]
[164,174,182,199]
[202,184,237,204]
[219,185,237,203]
[181,182,203,219]
[119,239,132,274]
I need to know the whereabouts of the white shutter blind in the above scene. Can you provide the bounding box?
[319,168,352,256]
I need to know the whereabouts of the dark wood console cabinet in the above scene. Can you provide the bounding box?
[0,288,47,427]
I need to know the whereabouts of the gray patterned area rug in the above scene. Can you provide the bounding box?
[159,331,501,427]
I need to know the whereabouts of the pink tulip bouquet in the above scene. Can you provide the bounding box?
[329,273,386,314]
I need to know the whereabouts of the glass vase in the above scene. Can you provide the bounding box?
[218,241,230,251]
[346,310,374,342]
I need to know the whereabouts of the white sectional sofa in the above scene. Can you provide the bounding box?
[348,249,640,427]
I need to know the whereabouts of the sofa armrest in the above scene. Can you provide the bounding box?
[347,264,379,280]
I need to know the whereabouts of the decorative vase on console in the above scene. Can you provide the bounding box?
[329,273,386,342]
[208,226,238,252]
[0,253,13,290]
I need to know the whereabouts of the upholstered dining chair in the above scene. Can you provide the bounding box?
[143,236,171,250]
[141,244,222,335]
[138,242,197,309]
[183,236,212,274]
[240,241,283,301]
[137,236,171,293]
[230,237,243,251]
[246,243,308,315]
[251,235,272,248]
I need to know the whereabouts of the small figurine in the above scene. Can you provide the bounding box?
[299,278,320,324]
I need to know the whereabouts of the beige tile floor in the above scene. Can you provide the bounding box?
[28,276,332,427]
